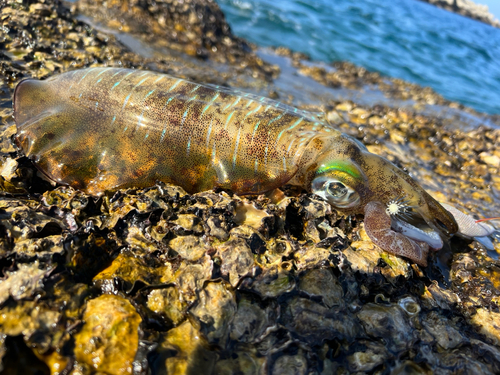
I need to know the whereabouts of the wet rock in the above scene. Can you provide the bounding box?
[171,214,204,235]
[248,265,295,298]
[357,303,415,353]
[234,200,272,230]
[0,261,54,305]
[282,297,359,344]
[470,308,500,346]
[93,252,172,291]
[298,268,344,308]
[169,235,207,261]
[155,320,216,375]
[190,281,237,347]
[75,0,279,80]
[147,287,187,326]
[421,311,465,349]
[346,341,389,373]
[1,0,500,371]
[418,344,495,374]
[217,237,255,287]
[172,256,213,304]
[272,352,307,375]
[73,294,142,374]
[206,216,229,241]
[215,350,266,375]
[422,281,461,310]
[230,294,278,344]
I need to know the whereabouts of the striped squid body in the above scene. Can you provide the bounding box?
[14,67,458,266]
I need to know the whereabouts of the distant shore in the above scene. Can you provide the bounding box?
[419,0,500,27]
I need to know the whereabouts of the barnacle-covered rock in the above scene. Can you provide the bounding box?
[271,353,308,375]
[190,281,237,347]
[229,294,278,344]
[247,265,296,298]
[282,296,359,344]
[0,261,54,305]
[169,235,207,261]
[346,341,389,373]
[470,308,500,346]
[2,0,500,372]
[421,311,465,350]
[298,268,344,308]
[357,303,414,353]
[217,237,255,287]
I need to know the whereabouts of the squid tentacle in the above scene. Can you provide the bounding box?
[364,201,430,267]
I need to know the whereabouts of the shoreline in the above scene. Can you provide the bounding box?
[419,0,500,27]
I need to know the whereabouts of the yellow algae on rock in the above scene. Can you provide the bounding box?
[93,252,174,288]
[348,224,412,281]
[74,294,141,374]
[470,308,500,346]
[169,235,207,261]
[147,287,187,326]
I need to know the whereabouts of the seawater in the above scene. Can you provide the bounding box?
[218,0,500,115]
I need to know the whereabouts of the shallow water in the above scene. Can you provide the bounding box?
[219,0,500,115]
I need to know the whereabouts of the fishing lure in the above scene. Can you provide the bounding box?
[13,67,458,266]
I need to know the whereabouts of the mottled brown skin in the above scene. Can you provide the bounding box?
[13,67,458,265]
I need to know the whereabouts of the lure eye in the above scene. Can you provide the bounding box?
[312,176,360,208]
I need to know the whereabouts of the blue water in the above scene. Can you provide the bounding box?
[218,0,500,115]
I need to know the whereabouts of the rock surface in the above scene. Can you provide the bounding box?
[419,0,500,28]
[0,0,499,373]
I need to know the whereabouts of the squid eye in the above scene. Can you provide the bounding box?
[327,182,348,198]
[311,176,360,209]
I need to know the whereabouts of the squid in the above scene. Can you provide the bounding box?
[13,67,458,266]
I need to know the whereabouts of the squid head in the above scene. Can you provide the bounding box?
[310,135,458,266]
